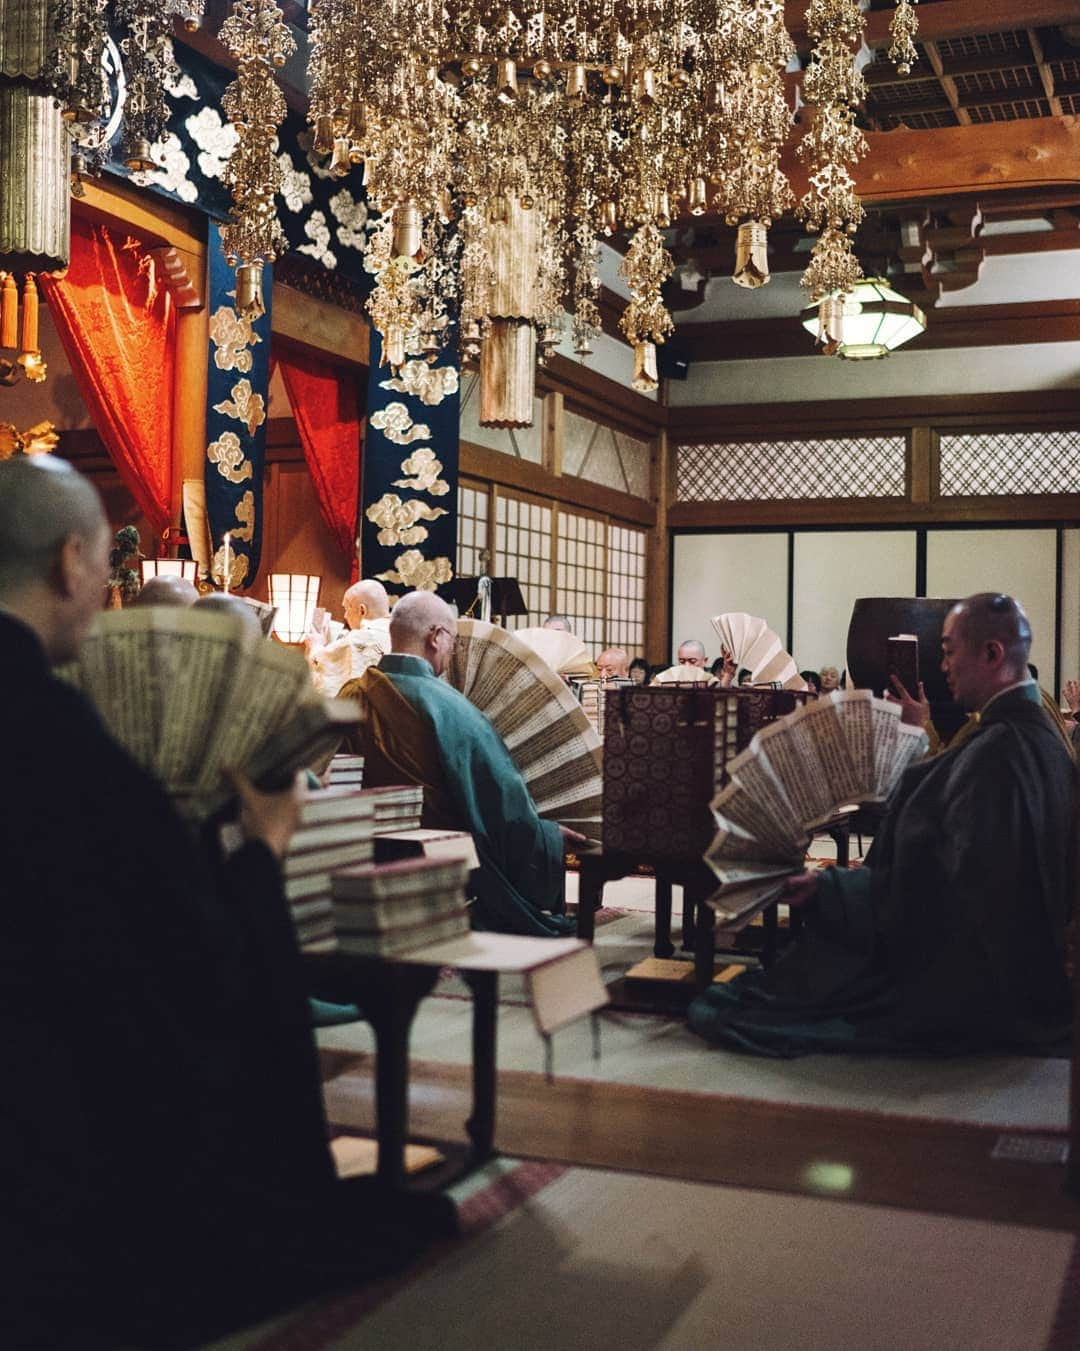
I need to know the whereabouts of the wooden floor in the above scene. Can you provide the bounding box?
[320,1049,1080,1233]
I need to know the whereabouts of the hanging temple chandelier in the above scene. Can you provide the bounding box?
[301,0,920,424]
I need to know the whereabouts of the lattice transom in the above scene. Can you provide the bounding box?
[675,438,906,501]
[938,431,1080,496]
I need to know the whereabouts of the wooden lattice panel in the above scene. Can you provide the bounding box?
[938,431,1080,497]
[456,481,489,579]
[494,491,552,628]
[556,509,606,650]
[675,437,906,502]
[606,524,646,654]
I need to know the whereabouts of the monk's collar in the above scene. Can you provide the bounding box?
[380,652,435,679]
[980,679,1037,715]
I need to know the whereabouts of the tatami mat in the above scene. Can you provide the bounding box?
[206,1163,1074,1351]
[317,873,1070,1131]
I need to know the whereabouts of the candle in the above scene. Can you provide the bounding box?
[222,532,232,593]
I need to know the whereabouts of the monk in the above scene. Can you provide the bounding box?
[0,457,454,1348]
[308,578,394,695]
[689,593,1074,1057]
[348,590,583,936]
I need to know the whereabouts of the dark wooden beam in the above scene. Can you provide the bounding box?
[668,495,1080,529]
[675,298,1080,362]
[460,441,657,527]
[537,352,666,436]
[787,0,1080,51]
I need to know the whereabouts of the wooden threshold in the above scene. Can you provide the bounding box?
[320,1052,1080,1233]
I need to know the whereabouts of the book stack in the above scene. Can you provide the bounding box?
[283,788,377,951]
[363,784,425,833]
[577,681,603,739]
[327,754,365,788]
[331,857,472,956]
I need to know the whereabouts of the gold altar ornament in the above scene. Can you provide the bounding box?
[299,0,918,424]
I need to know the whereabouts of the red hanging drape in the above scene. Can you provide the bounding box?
[275,346,362,578]
[40,216,175,534]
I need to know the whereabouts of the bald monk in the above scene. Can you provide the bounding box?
[690,593,1074,1057]
[134,573,198,607]
[596,646,630,680]
[0,457,453,1347]
[308,578,393,695]
[347,591,582,936]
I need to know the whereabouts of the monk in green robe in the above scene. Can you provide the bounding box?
[689,593,1074,1057]
[349,591,582,936]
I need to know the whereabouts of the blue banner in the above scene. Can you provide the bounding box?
[204,221,272,590]
[361,331,460,593]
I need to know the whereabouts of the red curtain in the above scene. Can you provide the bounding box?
[275,346,362,576]
[40,216,175,534]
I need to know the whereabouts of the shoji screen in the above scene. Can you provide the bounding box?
[792,531,917,675]
[925,528,1058,688]
[555,508,607,650]
[672,532,788,667]
[494,491,552,630]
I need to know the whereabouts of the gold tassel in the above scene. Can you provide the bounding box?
[631,341,659,392]
[0,274,17,350]
[19,275,38,356]
[733,221,770,289]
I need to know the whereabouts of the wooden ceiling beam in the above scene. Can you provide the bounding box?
[674,299,1080,363]
[786,1,1080,51]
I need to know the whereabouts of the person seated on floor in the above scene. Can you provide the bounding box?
[344,590,584,936]
[628,656,649,686]
[689,592,1074,1058]
[308,578,394,695]
[0,456,455,1350]
[596,645,630,680]
[818,664,841,693]
[134,573,199,607]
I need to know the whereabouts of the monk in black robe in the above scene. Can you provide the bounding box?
[0,457,453,1349]
[689,593,1074,1057]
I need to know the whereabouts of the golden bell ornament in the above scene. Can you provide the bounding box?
[391,201,424,262]
[496,58,519,103]
[566,64,587,99]
[818,294,845,353]
[124,137,156,173]
[384,325,407,370]
[687,177,707,216]
[602,64,622,85]
[601,200,618,235]
[313,115,334,155]
[462,56,483,77]
[631,342,659,393]
[533,60,552,79]
[234,261,266,318]
[330,137,352,177]
[634,68,657,104]
[346,101,367,140]
[733,220,770,289]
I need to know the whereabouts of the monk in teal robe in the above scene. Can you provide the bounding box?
[347,592,575,937]
[690,594,1074,1057]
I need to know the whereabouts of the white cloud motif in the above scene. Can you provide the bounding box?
[380,360,459,407]
[329,189,368,251]
[369,401,432,445]
[278,153,313,213]
[296,131,333,181]
[185,106,238,180]
[297,209,336,269]
[146,137,198,203]
[166,70,198,100]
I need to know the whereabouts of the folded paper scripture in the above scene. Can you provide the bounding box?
[706,689,927,928]
[448,618,603,844]
[710,611,806,690]
[62,608,360,817]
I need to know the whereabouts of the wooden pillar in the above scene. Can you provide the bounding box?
[148,244,207,531]
[646,426,671,667]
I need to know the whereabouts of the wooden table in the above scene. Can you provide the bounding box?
[305,933,595,1188]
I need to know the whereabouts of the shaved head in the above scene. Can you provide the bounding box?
[0,456,111,662]
[136,575,198,608]
[597,646,629,679]
[0,455,106,599]
[344,578,391,627]
[543,614,572,632]
[941,593,1032,711]
[677,638,706,668]
[389,589,457,674]
[194,592,264,638]
[948,593,1031,666]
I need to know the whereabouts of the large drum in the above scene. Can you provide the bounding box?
[846,596,966,741]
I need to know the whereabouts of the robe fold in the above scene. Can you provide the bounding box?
[355,654,571,937]
[689,683,1075,1057]
[0,614,455,1347]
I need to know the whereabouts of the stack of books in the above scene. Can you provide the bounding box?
[283,788,377,951]
[326,754,365,788]
[363,784,425,833]
[577,681,603,739]
[331,857,472,955]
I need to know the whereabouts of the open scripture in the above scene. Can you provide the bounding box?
[706,689,928,927]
